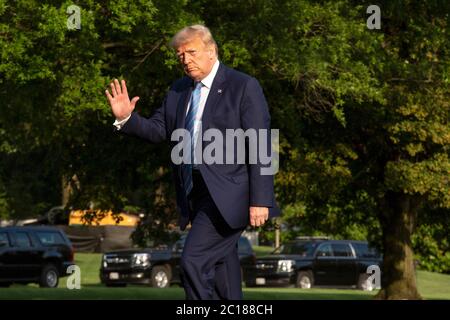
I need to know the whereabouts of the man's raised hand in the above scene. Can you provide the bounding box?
[105,79,140,121]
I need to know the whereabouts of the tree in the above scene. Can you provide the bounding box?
[201,0,450,299]
[370,0,450,298]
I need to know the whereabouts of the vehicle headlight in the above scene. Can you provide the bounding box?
[277,260,295,272]
[102,255,107,268]
[132,253,150,267]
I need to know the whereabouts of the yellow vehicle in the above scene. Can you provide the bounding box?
[69,210,139,226]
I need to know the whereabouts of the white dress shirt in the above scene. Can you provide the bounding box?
[187,60,220,166]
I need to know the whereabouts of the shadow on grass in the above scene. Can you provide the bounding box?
[0,284,185,300]
[243,288,376,300]
[0,283,376,300]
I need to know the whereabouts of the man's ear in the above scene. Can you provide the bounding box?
[208,46,215,59]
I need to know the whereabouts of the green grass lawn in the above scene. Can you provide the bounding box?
[1,250,449,300]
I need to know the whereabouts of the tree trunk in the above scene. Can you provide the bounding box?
[375,192,422,300]
[62,175,71,207]
[62,174,80,207]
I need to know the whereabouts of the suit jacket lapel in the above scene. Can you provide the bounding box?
[176,79,194,130]
[201,63,227,131]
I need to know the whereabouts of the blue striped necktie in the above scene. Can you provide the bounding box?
[182,81,202,196]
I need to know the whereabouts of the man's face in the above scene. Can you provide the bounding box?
[176,37,216,81]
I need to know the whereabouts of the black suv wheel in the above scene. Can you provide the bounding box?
[39,264,59,288]
[150,266,170,288]
[296,271,313,289]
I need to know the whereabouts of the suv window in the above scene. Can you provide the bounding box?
[172,236,252,254]
[332,243,354,257]
[352,242,380,258]
[238,237,252,254]
[36,231,66,246]
[15,232,32,248]
[0,232,10,247]
[274,241,317,256]
[316,243,333,257]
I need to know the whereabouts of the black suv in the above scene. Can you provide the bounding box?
[247,238,382,290]
[100,235,256,288]
[0,226,75,288]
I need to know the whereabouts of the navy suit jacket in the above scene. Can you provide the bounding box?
[119,63,280,230]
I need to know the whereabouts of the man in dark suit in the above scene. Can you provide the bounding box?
[105,25,279,300]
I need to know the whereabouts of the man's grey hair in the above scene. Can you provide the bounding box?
[170,24,218,57]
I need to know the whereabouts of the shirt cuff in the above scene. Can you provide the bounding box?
[113,114,131,130]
